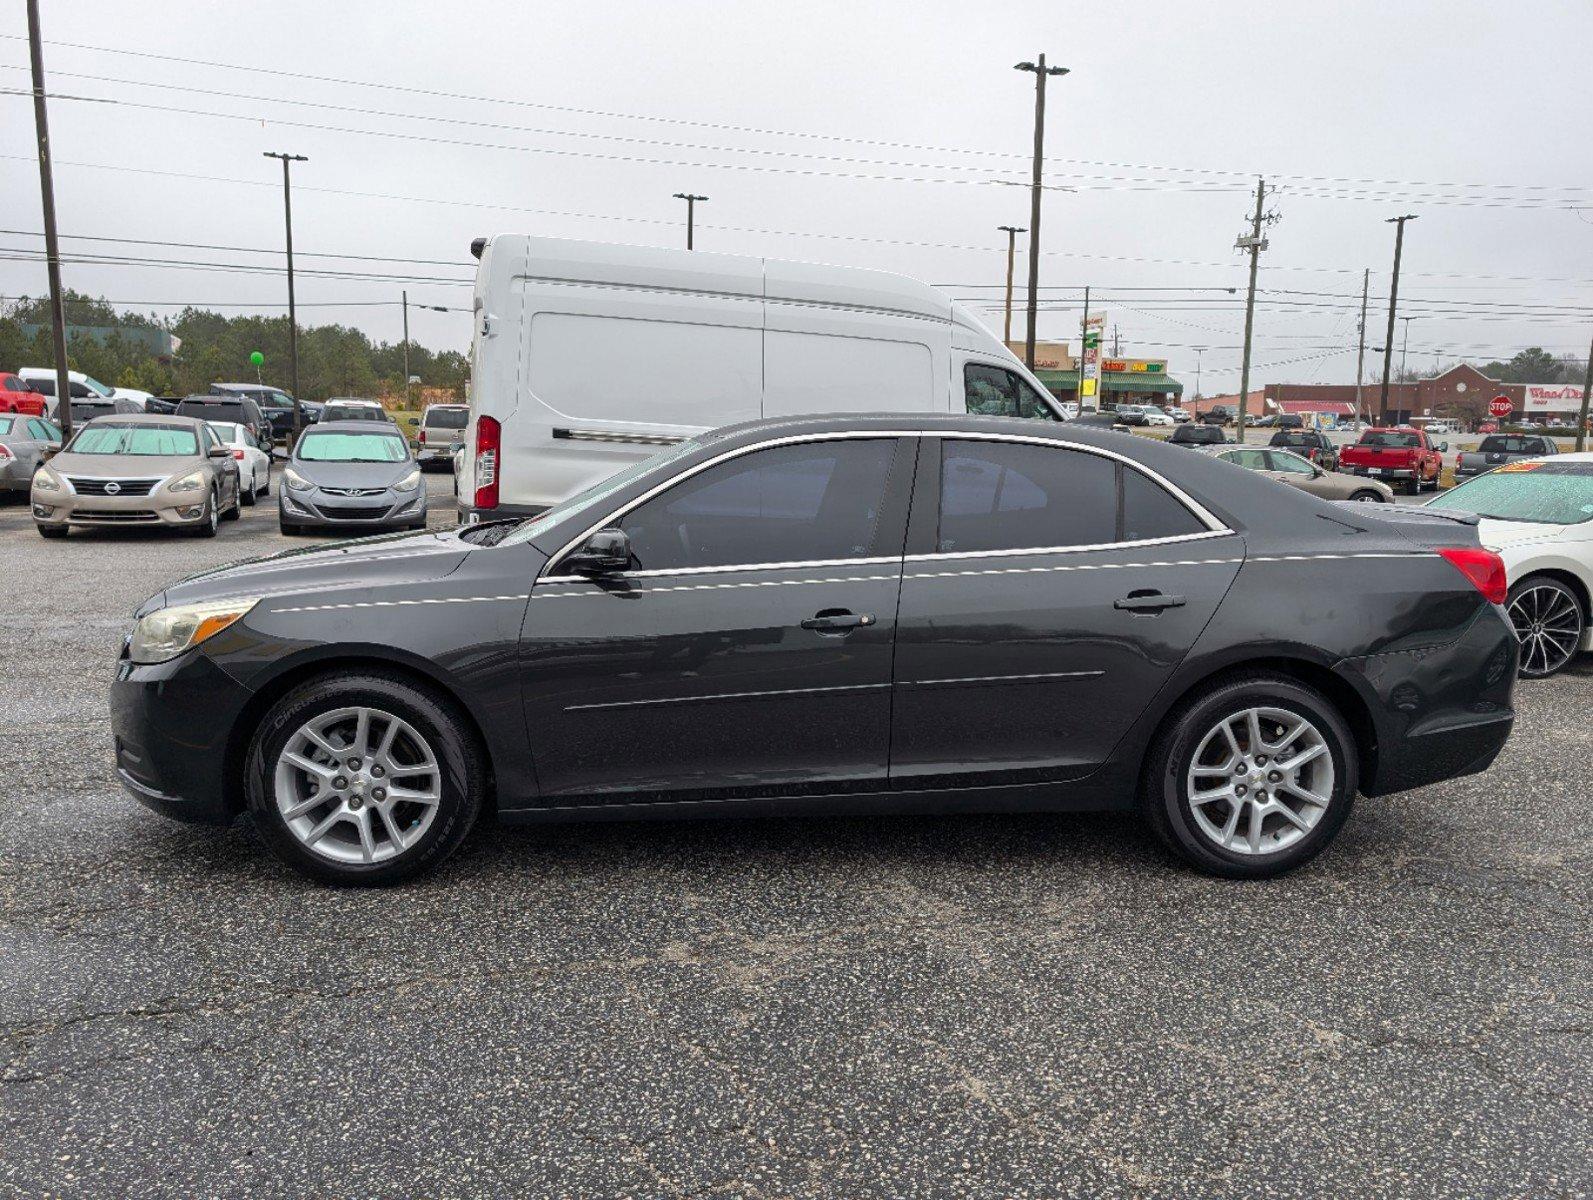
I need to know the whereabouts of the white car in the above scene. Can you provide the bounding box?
[1427,452,1593,677]
[1141,407,1175,427]
[1166,407,1193,423]
[18,367,153,410]
[207,420,273,505]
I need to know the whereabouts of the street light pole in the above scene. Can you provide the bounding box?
[26,0,73,442]
[1399,314,1415,381]
[1194,346,1205,400]
[672,193,708,250]
[1015,54,1069,371]
[1354,267,1369,428]
[402,289,411,411]
[1379,214,1418,420]
[997,225,1026,346]
[264,151,308,437]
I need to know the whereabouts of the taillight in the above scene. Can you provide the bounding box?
[473,415,500,510]
[1437,547,1508,606]
[231,448,246,460]
[417,429,426,445]
[0,443,12,460]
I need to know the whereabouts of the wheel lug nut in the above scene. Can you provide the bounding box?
[1255,791,1268,802]
[1256,755,1267,766]
[1235,785,1247,797]
[347,758,362,770]
[1268,771,1281,783]
[372,787,386,802]
[371,765,384,778]
[332,776,347,789]
[348,796,363,809]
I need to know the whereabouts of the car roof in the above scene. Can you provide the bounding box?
[69,412,207,427]
[179,394,250,404]
[302,419,403,432]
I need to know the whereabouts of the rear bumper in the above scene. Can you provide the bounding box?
[1347,464,1415,479]
[1342,606,1520,797]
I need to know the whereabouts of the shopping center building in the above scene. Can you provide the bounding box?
[1005,341,1185,407]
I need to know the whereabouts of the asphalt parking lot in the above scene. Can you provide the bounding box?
[1,473,1588,1198]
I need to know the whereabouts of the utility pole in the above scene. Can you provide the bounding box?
[998,225,1026,345]
[1379,214,1418,421]
[672,193,708,250]
[264,151,308,437]
[1399,314,1415,381]
[1576,327,1592,454]
[402,290,411,410]
[26,0,73,442]
[1194,346,1205,400]
[1015,54,1070,371]
[1078,284,1091,401]
[1111,322,1121,357]
[1234,177,1274,441]
[1353,267,1369,428]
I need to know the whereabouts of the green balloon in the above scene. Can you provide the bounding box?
[249,351,265,366]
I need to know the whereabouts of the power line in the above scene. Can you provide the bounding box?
[3,37,1589,196]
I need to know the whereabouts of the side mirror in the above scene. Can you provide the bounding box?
[208,446,230,458]
[566,528,631,574]
[1438,442,1448,452]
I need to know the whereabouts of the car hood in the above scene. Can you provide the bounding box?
[143,527,473,616]
[288,459,416,488]
[49,452,203,480]
[1477,518,1575,552]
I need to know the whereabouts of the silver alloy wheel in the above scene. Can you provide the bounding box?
[1508,583,1583,678]
[1185,705,1335,856]
[274,705,443,865]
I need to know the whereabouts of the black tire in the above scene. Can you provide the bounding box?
[242,474,257,507]
[1348,489,1384,503]
[223,486,242,519]
[1140,672,1358,879]
[190,489,220,538]
[36,523,67,539]
[1507,575,1585,679]
[245,671,485,886]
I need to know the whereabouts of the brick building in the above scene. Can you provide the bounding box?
[1260,363,1584,425]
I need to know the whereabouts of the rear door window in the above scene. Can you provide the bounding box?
[937,441,1116,553]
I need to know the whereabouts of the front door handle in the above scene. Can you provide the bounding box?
[801,608,876,632]
[1114,590,1186,613]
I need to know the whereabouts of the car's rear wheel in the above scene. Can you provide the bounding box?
[241,470,257,506]
[1507,576,1584,679]
[246,673,484,885]
[1348,489,1384,503]
[1141,673,1357,878]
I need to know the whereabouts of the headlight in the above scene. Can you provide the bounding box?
[129,597,260,665]
[167,469,205,494]
[393,469,422,493]
[284,467,314,492]
[32,465,66,493]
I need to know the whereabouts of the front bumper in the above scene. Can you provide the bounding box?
[279,485,426,527]
[111,648,254,824]
[32,485,213,528]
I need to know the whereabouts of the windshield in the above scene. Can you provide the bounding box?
[1477,436,1544,454]
[500,437,703,547]
[424,408,469,430]
[68,423,199,456]
[296,431,409,462]
[178,401,247,424]
[1359,430,1421,448]
[1427,462,1593,525]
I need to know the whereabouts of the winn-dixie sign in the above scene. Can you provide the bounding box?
[1523,384,1587,412]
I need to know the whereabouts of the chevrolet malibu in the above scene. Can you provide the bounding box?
[112,414,1519,885]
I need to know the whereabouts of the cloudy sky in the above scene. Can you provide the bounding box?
[3,0,1590,394]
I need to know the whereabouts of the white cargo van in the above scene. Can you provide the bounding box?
[459,235,1062,519]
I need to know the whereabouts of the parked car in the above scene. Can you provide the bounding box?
[1338,427,1446,495]
[112,413,1517,886]
[1477,421,1500,435]
[1140,406,1175,428]
[1455,434,1559,481]
[0,372,46,416]
[1114,404,1149,427]
[1165,407,1192,424]
[175,395,269,448]
[146,395,182,415]
[1427,454,1593,678]
[320,399,391,423]
[31,414,241,539]
[206,420,273,505]
[416,403,470,471]
[19,367,152,410]
[1251,414,1277,428]
[210,383,322,440]
[1275,414,1304,430]
[1199,406,1234,426]
[458,235,1063,520]
[47,395,142,424]
[1168,423,1228,448]
[0,413,62,493]
[279,420,427,535]
[1269,429,1340,471]
[1205,446,1392,502]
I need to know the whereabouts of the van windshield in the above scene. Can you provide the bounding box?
[499,437,702,547]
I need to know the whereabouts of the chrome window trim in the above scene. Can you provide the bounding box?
[543,426,1231,578]
[542,555,904,583]
[904,528,1235,565]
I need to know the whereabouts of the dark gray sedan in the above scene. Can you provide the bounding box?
[279,420,427,535]
[1455,434,1559,481]
[0,412,62,494]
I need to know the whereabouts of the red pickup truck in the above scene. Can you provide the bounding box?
[1338,427,1446,495]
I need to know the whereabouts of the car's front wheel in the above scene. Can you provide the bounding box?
[1141,673,1357,878]
[1348,489,1384,503]
[190,488,220,538]
[246,672,485,885]
[1507,575,1585,679]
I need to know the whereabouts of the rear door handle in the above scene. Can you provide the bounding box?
[1114,591,1186,613]
[801,609,875,632]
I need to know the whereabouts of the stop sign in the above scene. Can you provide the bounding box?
[1488,395,1513,418]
